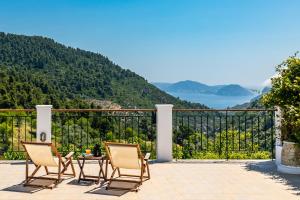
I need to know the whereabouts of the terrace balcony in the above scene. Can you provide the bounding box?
[0,106,298,199]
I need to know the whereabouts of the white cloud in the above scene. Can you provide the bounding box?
[262,73,280,87]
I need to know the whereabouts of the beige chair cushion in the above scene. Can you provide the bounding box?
[24,144,58,167]
[109,145,141,169]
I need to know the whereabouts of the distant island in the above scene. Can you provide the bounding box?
[153,80,260,108]
[153,80,254,96]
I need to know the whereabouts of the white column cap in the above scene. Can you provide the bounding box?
[155,104,173,108]
[36,105,53,109]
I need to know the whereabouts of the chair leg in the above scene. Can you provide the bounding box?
[140,166,144,185]
[60,158,75,177]
[25,154,29,184]
[146,162,150,179]
[44,166,49,175]
[57,159,61,185]
[24,165,41,186]
[61,162,67,174]
[70,158,76,177]
[117,168,121,177]
[106,168,118,190]
[31,165,42,177]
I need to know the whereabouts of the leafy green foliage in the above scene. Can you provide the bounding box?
[3,151,26,160]
[263,55,300,143]
[174,130,271,159]
[0,32,206,109]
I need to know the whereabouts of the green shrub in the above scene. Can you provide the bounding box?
[250,151,270,159]
[173,144,183,159]
[263,55,300,143]
[3,151,26,160]
[191,152,220,159]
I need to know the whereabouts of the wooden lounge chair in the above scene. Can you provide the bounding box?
[21,141,76,189]
[104,142,150,192]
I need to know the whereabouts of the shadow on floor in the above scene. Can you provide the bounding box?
[244,160,300,195]
[2,183,43,194]
[67,179,96,186]
[1,177,73,193]
[86,181,139,196]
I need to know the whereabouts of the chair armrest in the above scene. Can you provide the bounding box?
[65,152,74,159]
[144,153,151,161]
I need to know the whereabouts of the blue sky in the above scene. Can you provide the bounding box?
[1,0,300,87]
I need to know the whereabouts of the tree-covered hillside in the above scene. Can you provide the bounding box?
[0,32,206,109]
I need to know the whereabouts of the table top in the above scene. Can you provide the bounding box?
[77,155,106,160]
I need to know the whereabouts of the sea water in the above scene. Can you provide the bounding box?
[169,92,257,109]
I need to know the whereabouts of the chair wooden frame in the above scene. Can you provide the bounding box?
[104,142,150,192]
[21,141,76,189]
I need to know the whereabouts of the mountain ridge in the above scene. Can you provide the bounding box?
[0,32,207,109]
[153,80,254,96]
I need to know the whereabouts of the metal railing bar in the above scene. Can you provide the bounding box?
[173,108,276,112]
[52,109,156,112]
[0,108,276,113]
[0,109,35,112]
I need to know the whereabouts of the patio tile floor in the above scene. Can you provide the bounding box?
[0,160,299,200]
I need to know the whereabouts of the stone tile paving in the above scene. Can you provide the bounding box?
[0,160,299,200]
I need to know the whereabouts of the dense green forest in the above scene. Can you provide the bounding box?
[0,32,206,109]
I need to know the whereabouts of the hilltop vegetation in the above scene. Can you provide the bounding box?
[0,32,206,109]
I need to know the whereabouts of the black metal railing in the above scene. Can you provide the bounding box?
[0,109,36,157]
[173,109,275,160]
[0,109,156,159]
[0,108,275,160]
[51,109,156,158]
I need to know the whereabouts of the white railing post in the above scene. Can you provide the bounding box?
[275,106,282,165]
[36,105,52,143]
[155,104,173,162]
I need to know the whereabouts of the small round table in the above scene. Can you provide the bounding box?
[77,155,108,184]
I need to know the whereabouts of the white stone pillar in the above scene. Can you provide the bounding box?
[36,105,52,143]
[155,104,173,162]
[275,106,282,165]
